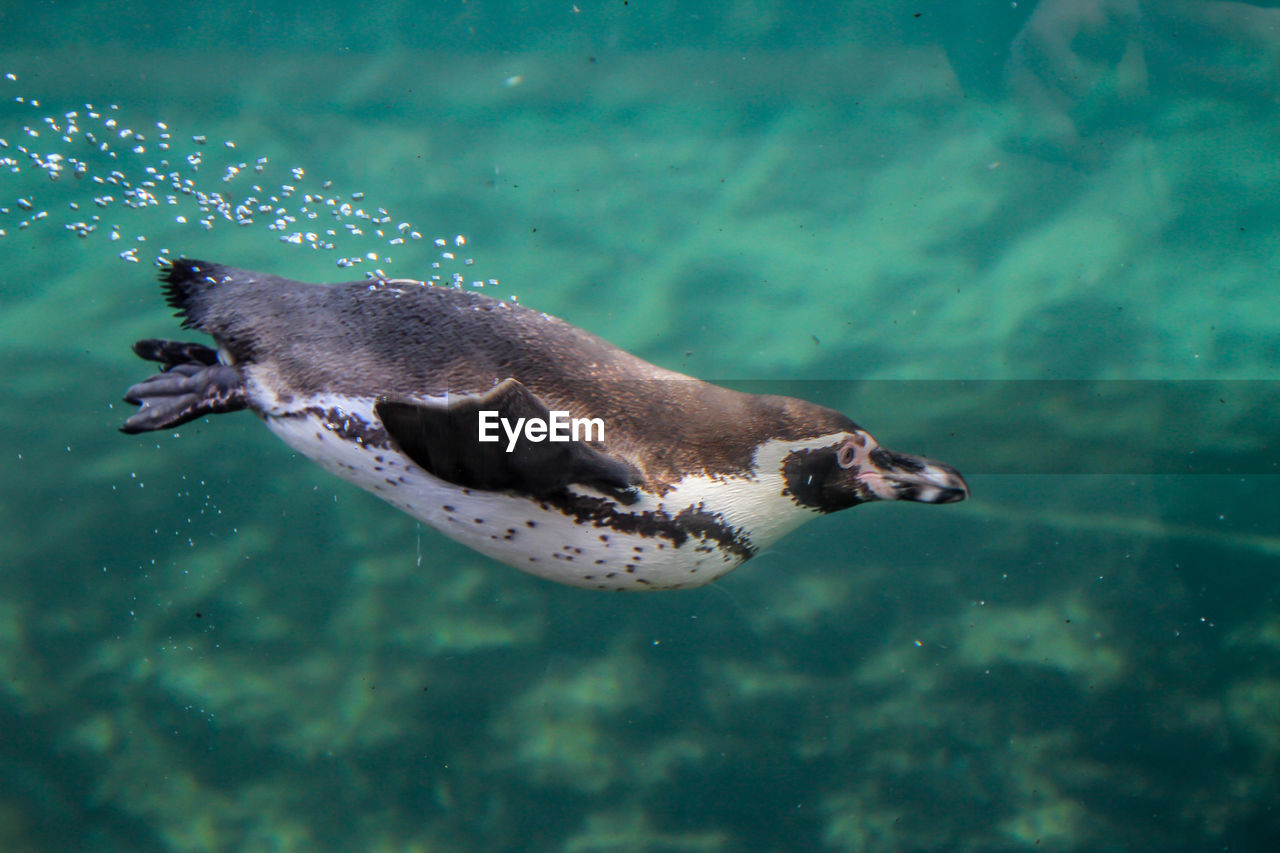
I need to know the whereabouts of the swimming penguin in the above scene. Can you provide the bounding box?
[121,259,968,590]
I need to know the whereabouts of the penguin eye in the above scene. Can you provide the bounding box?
[836,440,858,469]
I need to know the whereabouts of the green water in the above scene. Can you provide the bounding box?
[2,1,1278,850]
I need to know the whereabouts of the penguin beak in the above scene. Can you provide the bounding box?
[858,447,969,504]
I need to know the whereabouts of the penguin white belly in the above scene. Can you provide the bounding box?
[260,395,746,590]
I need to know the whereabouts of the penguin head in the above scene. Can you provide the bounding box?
[781,430,969,513]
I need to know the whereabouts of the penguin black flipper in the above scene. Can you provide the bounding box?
[376,378,642,502]
[120,340,247,434]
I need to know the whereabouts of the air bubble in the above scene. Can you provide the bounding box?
[2,89,489,282]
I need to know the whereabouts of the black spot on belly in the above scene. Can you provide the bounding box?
[539,493,754,561]
[442,505,456,512]
[286,407,392,449]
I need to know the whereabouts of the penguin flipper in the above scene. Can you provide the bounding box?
[376,378,642,501]
[120,345,247,433]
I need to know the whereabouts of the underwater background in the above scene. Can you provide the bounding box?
[2,0,1279,849]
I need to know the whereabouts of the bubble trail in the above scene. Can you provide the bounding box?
[1,71,497,289]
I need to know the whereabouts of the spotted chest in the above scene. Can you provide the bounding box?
[257,394,801,590]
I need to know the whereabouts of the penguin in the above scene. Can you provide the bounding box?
[121,259,968,590]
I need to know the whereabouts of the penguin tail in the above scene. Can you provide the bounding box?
[160,257,231,330]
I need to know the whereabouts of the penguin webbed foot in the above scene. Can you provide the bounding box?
[120,350,246,434]
[132,338,220,370]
